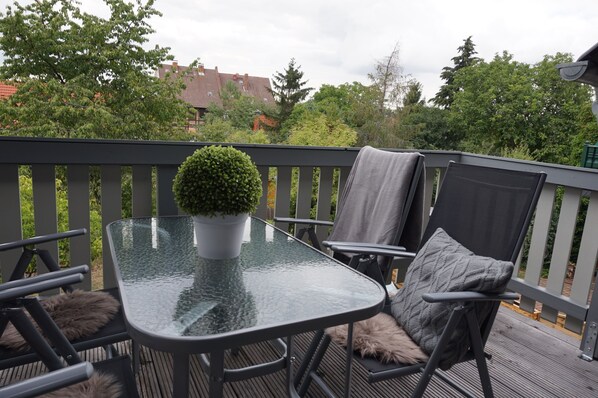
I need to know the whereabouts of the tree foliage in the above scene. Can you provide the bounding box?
[449,51,598,164]
[208,82,274,129]
[310,82,380,130]
[287,113,357,147]
[269,58,312,133]
[368,42,412,110]
[403,105,454,150]
[403,81,425,106]
[432,36,479,109]
[196,81,273,144]
[197,116,270,144]
[0,0,192,139]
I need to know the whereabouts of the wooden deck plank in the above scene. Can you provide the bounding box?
[2,307,598,397]
[136,345,164,398]
[485,313,598,398]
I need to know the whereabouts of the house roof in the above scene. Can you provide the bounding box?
[156,63,274,109]
[0,83,17,100]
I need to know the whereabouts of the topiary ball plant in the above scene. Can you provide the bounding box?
[173,146,262,217]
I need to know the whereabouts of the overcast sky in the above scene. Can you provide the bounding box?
[8,0,598,101]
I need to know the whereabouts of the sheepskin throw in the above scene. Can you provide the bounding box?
[326,312,428,364]
[40,372,122,398]
[0,290,120,351]
[391,228,513,370]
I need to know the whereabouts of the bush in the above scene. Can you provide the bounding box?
[173,146,262,216]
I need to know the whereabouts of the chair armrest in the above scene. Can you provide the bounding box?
[422,291,519,303]
[273,217,334,227]
[0,229,87,252]
[0,362,93,398]
[0,265,89,291]
[330,243,416,259]
[0,265,88,301]
[323,241,406,251]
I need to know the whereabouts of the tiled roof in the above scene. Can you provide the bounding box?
[156,63,274,109]
[0,83,17,100]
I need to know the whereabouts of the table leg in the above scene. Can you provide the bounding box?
[172,352,190,398]
[286,336,300,398]
[343,322,355,398]
[208,350,225,398]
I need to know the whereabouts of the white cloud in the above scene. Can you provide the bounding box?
[6,0,598,101]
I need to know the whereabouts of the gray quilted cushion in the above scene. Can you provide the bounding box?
[391,228,513,369]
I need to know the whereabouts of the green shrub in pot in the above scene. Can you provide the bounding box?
[173,145,262,217]
[173,145,262,258]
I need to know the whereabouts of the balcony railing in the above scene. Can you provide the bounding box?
[0,137,597,359]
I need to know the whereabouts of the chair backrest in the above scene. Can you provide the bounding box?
[328,146,425,258]
[420,162,546,349]
[421,162,546,263]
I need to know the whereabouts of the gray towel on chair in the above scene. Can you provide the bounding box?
[328,146,424,252]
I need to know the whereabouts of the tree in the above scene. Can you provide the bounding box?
[309,82,380,130]
[269,58,312,132]
[287,113,357,147]
[196,116,270,144]
[0,0,193,139]
[198,81,274,144]
[404,106,454,150]
[432,36,479,109]
[403,81,425,106]
[368,42,411,110]
[449,51,598,164]
[206,81,275,131]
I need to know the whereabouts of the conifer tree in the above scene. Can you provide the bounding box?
[269,58,312,126]
[432,36,479,109]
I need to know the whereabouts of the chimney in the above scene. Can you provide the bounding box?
[198,63,205,75]
[243,73,249,90]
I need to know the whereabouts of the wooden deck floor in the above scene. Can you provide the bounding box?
[2,306,598,397]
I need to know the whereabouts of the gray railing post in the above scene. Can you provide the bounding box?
[581,286,598,360]
[156,165,179,216]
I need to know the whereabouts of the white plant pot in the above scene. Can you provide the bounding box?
[192,213,249,259]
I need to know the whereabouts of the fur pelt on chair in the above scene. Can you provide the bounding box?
[40,372,122,398]
[1,290,120,351]
[326,312,428,364]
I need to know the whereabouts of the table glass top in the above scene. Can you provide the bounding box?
[107,216,385,341]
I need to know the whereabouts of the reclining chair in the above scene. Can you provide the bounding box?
[297,161,546,398]
[1,362,93,398]
[275,146,426,299]
[0,265,138,397]
[0,229,131,370]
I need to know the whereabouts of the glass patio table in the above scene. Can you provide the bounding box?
[107,216,385,397]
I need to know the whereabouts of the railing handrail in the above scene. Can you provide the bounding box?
[0,136,460,167]
[2,136,597,185]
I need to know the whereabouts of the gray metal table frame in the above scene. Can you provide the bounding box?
[107,216,385,397]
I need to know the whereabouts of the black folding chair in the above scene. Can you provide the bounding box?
[0,267,139,397]
[0,229,131,370]
[297,161,546,398]
[0,362,93,398]
[276,146,426,299]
